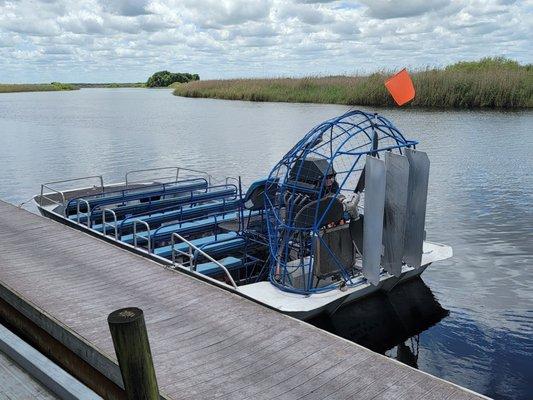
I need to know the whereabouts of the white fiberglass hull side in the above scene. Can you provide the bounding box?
[239,241,452,320]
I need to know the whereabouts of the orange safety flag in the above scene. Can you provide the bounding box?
[385,68,415,106]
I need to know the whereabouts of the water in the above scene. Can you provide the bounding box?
[0,88,531,399]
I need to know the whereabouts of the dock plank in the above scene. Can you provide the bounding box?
[0,200,488,400]
[0,350,58,400]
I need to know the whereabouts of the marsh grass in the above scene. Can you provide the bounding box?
[0,82,78,93]
[173,58,532,109]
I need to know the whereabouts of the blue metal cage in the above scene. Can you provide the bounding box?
[264,110,418,294]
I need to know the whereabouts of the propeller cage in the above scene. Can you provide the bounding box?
[264,110,418,294]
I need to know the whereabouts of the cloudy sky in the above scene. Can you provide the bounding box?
[0,0,531,83]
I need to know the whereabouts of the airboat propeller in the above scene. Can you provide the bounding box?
[263,108,432,294]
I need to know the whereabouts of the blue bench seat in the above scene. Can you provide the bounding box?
[121,212,240,245]
[92,199,241,234]
[196,237,246,259]
[71,187,237,223]
[195,256,243,276]
[65,180,208,214]
[154,232,239,258]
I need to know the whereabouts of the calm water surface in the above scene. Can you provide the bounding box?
[0,89,531,399]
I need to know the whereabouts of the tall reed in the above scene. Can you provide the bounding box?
[173,58,532,109]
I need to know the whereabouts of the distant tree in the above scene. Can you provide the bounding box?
[146,71,200,87]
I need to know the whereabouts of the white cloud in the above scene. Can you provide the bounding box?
[277,3,333,25]
[181,0,272,28]
[100,0,152,16]
[3,18,61,36]
[0,0,530,83]
[359,0,450,19]
[58,12,104,34]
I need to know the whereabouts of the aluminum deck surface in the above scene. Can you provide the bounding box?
[0,200,487,400]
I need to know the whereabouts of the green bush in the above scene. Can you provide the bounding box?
[50,82,76,90]
[146,71,200,87]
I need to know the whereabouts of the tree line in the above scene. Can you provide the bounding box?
[146,71,200,87]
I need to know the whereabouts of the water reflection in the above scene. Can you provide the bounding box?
[310,278,448,367]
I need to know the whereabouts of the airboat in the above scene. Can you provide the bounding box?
[34,110,452,319]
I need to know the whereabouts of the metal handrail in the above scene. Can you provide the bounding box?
[171,232,238,289]
[171,237,194,267]
[102,208,118,238]
[178,167,213,186]
[40,184,66,207]
[132,219,151,252]
[225,176,239,186]
[126,167,179,186]
[125,166,213,187]
[40,175,104,207]
[76,199,91,228]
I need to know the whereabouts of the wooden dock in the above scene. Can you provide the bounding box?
[0,350,57,399]
[0,200,487,400]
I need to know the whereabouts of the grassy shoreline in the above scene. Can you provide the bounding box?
[173,58,532,109]
[0,82,147,93]
[0,83,78,93]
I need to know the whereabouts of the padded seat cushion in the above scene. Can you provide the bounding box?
[154,232,238,258]
[195,256,243,276]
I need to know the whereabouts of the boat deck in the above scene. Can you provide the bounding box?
[0,200,486,400]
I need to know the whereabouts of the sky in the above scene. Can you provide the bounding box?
[0,0,531,83]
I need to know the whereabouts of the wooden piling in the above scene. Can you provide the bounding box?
[107,307,159,400]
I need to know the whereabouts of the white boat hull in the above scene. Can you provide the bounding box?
[34,184,453,321]
[239,241,452,320]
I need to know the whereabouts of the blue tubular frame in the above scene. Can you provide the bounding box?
[65,177,208,215]
[136,203,246,250]
[114,185,239,235]
[77,183,238,227]
[114,197,240,236]
[264,110,418,295]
